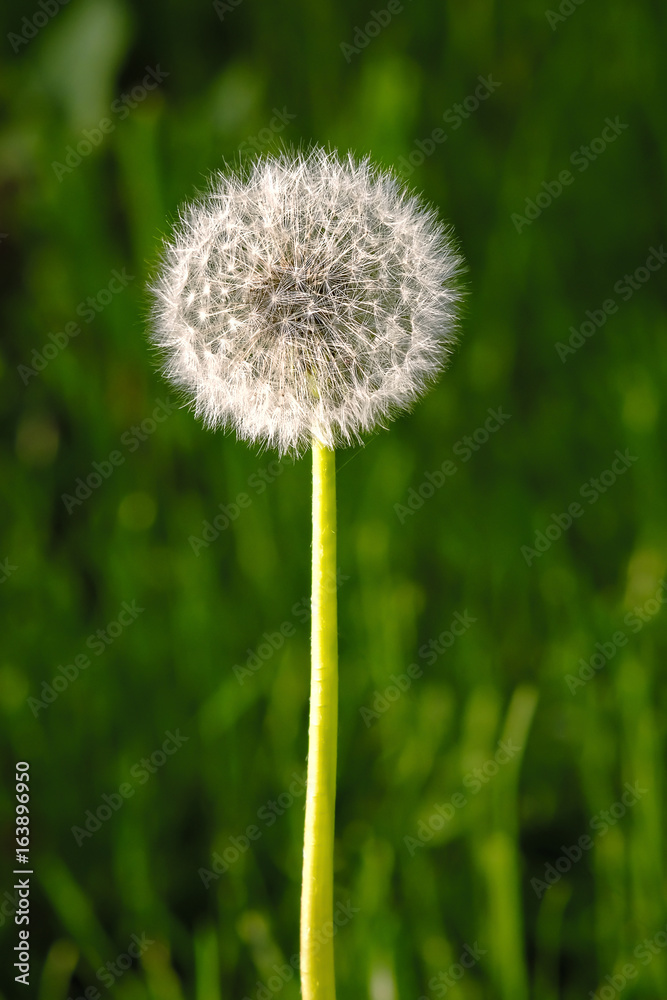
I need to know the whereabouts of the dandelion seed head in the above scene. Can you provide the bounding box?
[150,147,465,455]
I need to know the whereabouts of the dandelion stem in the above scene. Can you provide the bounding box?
[301,439,338,1000]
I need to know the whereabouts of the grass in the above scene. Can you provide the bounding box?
[0,0,665,997]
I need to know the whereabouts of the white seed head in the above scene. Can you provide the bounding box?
[150,147,465,455]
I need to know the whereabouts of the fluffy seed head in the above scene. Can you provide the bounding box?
[150,147,464,455]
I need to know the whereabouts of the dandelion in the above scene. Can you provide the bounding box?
[150,146,464,999]
[150,146,463,455]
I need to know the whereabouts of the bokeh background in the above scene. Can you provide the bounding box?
[1,0,666,997]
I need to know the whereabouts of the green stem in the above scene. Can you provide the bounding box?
[300,439,338,1000]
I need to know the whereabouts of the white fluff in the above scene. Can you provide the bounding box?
[150,147,464,455]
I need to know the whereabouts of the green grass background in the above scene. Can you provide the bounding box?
[1,0,666,997]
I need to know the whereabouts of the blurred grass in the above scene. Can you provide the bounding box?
[1,0,666,997]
